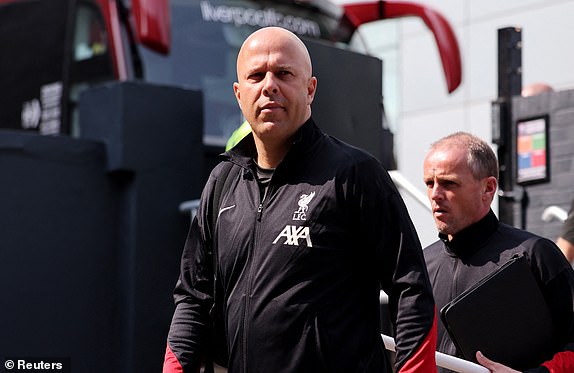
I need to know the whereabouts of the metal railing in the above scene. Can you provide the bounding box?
[382,334,489,373]
[388,170,431,211]
[180,199,201,221]
[542,205,568,223]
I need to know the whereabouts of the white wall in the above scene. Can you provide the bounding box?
[335,0,574,246]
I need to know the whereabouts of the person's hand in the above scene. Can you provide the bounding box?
[476,351,520,373]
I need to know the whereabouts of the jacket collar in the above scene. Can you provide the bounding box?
[440,209,500,258]
[223,117,324,169]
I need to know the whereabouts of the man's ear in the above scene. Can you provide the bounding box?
[233,82,242,109]
[307,77,317,104]
[483,176,498,199]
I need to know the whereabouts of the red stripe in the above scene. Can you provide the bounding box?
[162,345,184,373]
[398,309,438,373]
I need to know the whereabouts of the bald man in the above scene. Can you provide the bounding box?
[163,27,436,373]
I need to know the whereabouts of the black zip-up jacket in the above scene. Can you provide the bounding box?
[164,119,437,373]
[425,210,574,373]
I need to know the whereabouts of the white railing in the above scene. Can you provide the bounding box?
[380,290,487,372]
[180,199,201,221]
[381,334,489,373]
[542,205,568,223]
[389,170,431,211]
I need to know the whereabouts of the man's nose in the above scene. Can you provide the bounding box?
[430,184,443,200]
[262,73,279,95]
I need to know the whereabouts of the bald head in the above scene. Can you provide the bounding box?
[232,27,317,168]
[236,27,313,80]
[521,82,554,97]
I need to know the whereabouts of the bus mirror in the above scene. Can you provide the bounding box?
[131,0,171,54]
[342,0,462,94]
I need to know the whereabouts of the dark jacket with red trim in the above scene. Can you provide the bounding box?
[425,210,574,373]
[164,119,437,373]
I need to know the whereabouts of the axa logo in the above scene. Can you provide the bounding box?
[292,191,315,221]
[273,225,313,247]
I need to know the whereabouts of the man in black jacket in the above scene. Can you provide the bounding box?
[423,132,574,373]
[163,27,437,373]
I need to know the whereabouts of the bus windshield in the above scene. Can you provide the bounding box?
[137,0,354,146]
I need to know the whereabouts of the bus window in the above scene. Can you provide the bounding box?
[74,4,109,61]
[68,2,115,136]
[0,0,70,133]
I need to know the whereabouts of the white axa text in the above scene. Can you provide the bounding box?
[273,225,313,247]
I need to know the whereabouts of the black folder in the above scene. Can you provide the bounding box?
[440,255,554,370]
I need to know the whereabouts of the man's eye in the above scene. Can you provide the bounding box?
[248,72,264,80]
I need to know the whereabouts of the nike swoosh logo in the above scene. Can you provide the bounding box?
[218,204,236,217]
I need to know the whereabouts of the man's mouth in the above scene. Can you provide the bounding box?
[433,206,448,216]
[260,102,283,111]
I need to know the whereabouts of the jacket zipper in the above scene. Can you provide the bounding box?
[242,179,273,372]
[452,257,459,299]
[256,179,271,221]
[257,203,263,221]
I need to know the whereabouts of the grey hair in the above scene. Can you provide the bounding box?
[430,132,499,181]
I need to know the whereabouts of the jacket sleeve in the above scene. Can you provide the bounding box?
[524,240,574,373]
[384,192,438,373]
[523,346,574,373]
[355,158,437,373]
[163,175,218,373]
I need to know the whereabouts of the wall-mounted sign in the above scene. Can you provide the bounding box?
[516,115,550,185]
